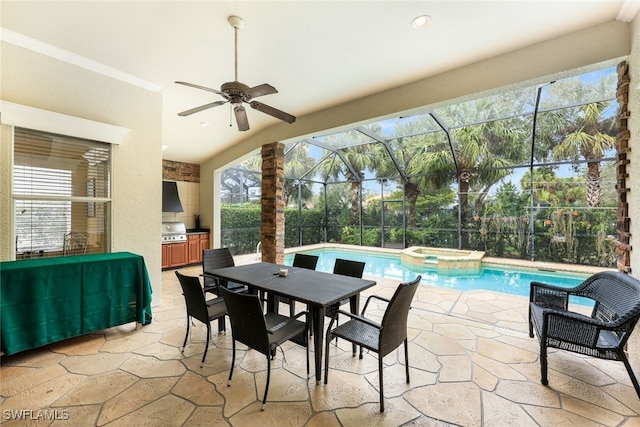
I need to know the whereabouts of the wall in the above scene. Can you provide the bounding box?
[0,42,164,301]
[626,14,640,381]
[162,160,201,229]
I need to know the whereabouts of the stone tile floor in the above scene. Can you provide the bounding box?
[2,262,640,426]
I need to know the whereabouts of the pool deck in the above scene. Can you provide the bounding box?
[1,251,637,426]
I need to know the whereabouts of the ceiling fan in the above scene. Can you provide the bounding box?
[175,15,296,131]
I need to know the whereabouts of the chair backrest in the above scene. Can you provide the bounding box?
[202,248,235,288]
[576,271,640,328]
[379,275,421,357]
[333,258,365,278]
[175,271,210,325]
[293,253,319,270]
[63,232,88,256]
[219,286,270,355]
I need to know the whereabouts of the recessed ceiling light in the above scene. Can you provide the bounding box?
[412,15,431,29]
[199,121,210,127]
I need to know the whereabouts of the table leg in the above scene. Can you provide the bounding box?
[349,293,360,355]
[312,305,325,384]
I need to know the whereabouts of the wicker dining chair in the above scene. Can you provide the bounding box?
[281,253,319,316]
[326,258,366,319]
[201,248,247,296]
[219,286,309,410]
[529,270,640,398]
[175,271,227,367]
[324,275,421,412]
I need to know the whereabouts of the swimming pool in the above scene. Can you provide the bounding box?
[284,248,590,299]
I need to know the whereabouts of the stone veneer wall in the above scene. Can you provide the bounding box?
[260,143,285,264]
[616,61,632,274]
[162,159,200,182]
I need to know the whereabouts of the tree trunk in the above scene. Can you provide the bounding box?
[459,179,470,249]
[350,181,360,225]
[586,161,601,207]
[405,181,419,228]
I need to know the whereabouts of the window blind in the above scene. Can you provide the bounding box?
[13,128,111,257]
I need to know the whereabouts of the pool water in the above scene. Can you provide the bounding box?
[284,248,589,299]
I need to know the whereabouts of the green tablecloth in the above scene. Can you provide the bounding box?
[1,252,153,355]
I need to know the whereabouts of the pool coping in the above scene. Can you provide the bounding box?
[285,243,613,276]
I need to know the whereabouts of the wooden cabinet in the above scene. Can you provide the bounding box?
[198,233,209,255]
[162,242,187,269]
[162,244,170,269]
[162,232,209,270]
[187,235,200,264]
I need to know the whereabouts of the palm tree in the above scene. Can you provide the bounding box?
[371,118,452,228]
[551,100,616,207]
[316,132,372,225]
[414,106,530,248]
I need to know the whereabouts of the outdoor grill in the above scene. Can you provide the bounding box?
[162,222,187,244]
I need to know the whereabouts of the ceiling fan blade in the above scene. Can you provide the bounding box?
[178,100,227,117]
[244,83,278,99]
[175,81,226,96]
[234,105,250,131]
[250,101,296,124]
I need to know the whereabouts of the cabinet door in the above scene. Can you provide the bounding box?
[198,234,209,257]
[162,244,170,269]
[170,242,187,267]
[188,238,200,264]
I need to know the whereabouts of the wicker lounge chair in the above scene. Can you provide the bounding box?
[528,270,640,398]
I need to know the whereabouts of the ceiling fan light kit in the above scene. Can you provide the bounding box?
[175,15,296,131]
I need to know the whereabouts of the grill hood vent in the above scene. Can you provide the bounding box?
[162,181,183,212]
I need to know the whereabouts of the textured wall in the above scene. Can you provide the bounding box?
[0,126,13,259]
[626,15,640,381]
[0,42,164,301]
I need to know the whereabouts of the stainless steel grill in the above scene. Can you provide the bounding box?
[162,222,187,244]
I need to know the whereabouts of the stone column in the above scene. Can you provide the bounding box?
[261,142,285,264]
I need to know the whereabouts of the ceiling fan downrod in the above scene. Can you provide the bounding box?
[228,15,244,82]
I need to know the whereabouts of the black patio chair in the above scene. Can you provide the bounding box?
[281,253,319,316]
[219,286,309,410]
[324,275,421,412]
[175,271,227,367]
[327,258,366,318]
[529,270,640,398]
[201,248,247,296]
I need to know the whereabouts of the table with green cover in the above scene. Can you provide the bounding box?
[1,252,153,355]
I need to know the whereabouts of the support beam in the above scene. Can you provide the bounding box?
[261,142,285,264]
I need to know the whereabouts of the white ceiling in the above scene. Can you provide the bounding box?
[2,1,639,164]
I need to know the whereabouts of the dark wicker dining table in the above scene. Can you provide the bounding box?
[207,261,377,383]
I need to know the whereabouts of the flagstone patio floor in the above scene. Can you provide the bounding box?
[2,258,640,426]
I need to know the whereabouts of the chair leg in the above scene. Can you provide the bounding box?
[540,342,548,386]
[324,331,332,384]
[262,355,271,411]
[228,340,236,387]
[620,351,640,399]
[218,317,226,334]
[404,338,410,383]
[378,356,384,413]
[528,310,534,338]
[182,315,190,351]
[201,323,210,367]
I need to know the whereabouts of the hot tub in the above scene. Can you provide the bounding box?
[400,246,484,271]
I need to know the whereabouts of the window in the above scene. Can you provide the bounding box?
[13,128,111,257]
